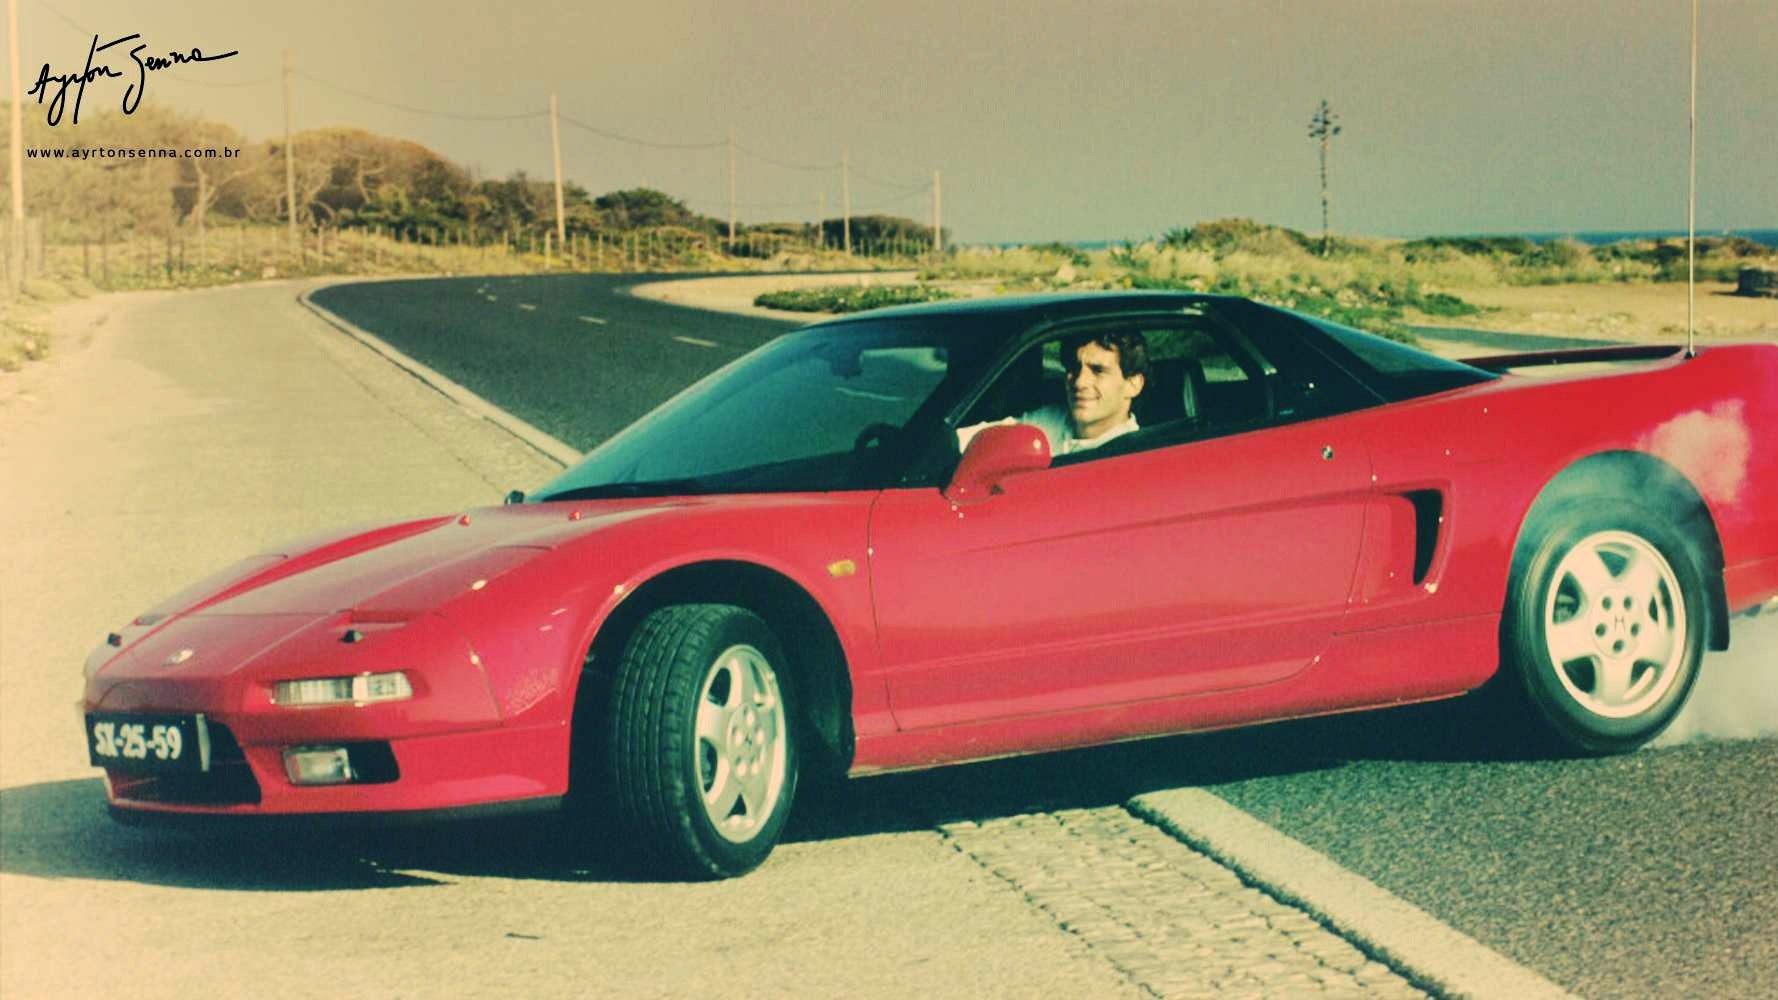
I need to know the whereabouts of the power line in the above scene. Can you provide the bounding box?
[687,194,828,211]
[296,72,546,122]
[557,113,726,151]
[853,186,932,212]
[32,0,96,41]
[733,143,838,172]
[851,166,927,192]
[148,73,276,90]
[32,2,267,87]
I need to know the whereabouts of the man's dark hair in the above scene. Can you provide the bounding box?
[1060,329,1149,380]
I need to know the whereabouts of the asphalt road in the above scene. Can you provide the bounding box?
[311,272,1778,999]
[310,274,802,451]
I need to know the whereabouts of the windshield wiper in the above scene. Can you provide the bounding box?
[535,477,712,502]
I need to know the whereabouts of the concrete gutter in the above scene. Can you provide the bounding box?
[1130,788,1576,1000]
[297,283,581,469]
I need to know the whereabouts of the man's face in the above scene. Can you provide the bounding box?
[1065,341,1144,439]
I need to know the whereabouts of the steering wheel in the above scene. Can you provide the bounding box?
[853,423,898,452]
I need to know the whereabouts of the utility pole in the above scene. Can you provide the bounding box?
[1685,0,1699,355]
[8,0,24,293]
[1307,99,1341,257]
[549,93,566,251]
[932,170,942,256]
[841,147,851,256]
[817,191,826,251]
[283,50,297,250]
[727,125,736,248]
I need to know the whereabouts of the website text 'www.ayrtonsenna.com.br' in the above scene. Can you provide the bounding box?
[26,146,241,161]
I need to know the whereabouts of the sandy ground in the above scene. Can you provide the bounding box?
[1415,281,1777,343]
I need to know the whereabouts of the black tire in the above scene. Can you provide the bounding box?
[605,604,798,878]
[1502,500,1707,755]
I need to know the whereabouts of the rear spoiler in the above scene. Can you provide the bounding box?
[1461,344,1685,373]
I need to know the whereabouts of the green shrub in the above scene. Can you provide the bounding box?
[1026,241,1091,267]
[0,317,51,371]
[1411,291,1481,317]
[754,284,956,313]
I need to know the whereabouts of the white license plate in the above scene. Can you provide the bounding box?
[86,713,211,773]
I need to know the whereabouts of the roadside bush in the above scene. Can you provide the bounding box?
[0,317,51,371]
[1410,291,1481,317]
[754,284,956,313]
[1026,241,1091,267]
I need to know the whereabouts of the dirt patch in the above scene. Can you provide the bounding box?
[1415,282,1778,344]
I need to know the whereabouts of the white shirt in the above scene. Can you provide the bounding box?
[957,404,1139,457]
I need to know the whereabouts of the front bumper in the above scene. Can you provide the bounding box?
[97,718,570,818]
[85,607,571,818]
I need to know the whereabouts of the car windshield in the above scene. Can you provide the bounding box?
[534,317,994,499]
[1300,314,1499,399]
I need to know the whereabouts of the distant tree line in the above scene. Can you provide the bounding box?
[10,104,938,253]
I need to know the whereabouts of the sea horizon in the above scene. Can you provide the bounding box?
[988,228,1778,251]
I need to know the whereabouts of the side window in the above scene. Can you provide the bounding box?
[1137,326,1268,429]
[958,322,1155,460]
[955,307,1358,468]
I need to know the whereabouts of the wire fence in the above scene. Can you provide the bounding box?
[1,215,950,298]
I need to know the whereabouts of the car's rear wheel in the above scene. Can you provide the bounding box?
[606,604,797,878]
[1503,502,1706,754]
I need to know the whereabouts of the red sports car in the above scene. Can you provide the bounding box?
[83,293,1778,877]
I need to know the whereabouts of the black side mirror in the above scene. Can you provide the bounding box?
[505,490,526,505]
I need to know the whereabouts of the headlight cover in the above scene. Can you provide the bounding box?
[272,671,413,707]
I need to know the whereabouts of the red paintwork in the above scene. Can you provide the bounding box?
[84,340,1778,816]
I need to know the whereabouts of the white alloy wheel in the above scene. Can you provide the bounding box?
[693,644,789,843]
[1542,529,1688,720]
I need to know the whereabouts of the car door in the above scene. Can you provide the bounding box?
[866,316,1375,732]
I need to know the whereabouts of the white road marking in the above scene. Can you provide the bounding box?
[517,303,537,311]
[674,336,719,348]
[485,295,498,302]
[1130,789,1576,1000]
[577,315,607,325]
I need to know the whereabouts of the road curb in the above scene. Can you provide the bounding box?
[296,283,581,469]
[1129,788,1575,1000]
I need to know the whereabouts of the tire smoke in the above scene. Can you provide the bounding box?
[1640,401,1751,506]
[1652,613,1778,746]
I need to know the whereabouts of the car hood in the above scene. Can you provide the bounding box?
[185,499,689,619]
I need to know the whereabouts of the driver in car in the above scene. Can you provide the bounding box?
[958,329,1148,457]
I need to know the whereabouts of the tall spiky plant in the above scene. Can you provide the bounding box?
[1307,100,1342,257]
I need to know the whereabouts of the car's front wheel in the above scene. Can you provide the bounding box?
[606,604,798,878]
[1503,502,1706,754]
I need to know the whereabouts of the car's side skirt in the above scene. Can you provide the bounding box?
[849,613,1499,775]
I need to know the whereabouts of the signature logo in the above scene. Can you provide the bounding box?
[27,32,239,127]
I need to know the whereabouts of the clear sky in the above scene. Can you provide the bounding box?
[10,0,1775,243]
